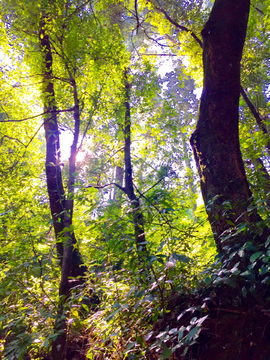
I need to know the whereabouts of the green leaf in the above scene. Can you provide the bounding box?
[161,343,172,359]
[171,253,191,263]
[226,219,235,226]
[125,341,137,352]
[250,251,262,262]
[178,326,184,340]
[224,277,237,287]
[185,326,201,342]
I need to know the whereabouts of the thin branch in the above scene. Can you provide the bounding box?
[86,182,127,193]
[52,76,72,83]
[133,182,174,237]
[2,115,58,172]
[0,107,75,123]
[29,227,57,307]
[142,177,165,195]
[142,27,170,48]
[134,0,140,33]
[140,53,177,57]
[212,308,247,315]
[65,0,93,22]
[154,4,203,48]
[77,87,103,152]
[106,146,125,162]
[240,86,270,151]
[24,120,49,151]
[253,5,264,16]
[0,133,26,147]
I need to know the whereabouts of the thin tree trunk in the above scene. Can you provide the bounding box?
[39,16,87,360]
[113,165,124,201]
[190,0,269,255]
[52,76,87,360]
[251,156,270,207]
[180,129,197,217]
[123,69,147,257]
[39,16,65,265]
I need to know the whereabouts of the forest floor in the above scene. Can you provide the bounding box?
[51,284,270,360]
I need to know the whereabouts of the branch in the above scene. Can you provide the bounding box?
[253,5,264,16]
[106,146,125,163]
[153,3,268,143]
[240,86,270,151]
[134,0,140,33]
[140,53,177,57]
[77,87,103,152]
[86,182,127,193]
[65,0,93,22]
[0,107,75,123]
[0,133,25,147]
[141,27,171,48]
[2,115,59,172]
[133,182,174,237]
[154,4,203,48]
[142,177,165,195]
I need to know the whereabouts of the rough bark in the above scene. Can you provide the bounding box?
[190,0,268,254]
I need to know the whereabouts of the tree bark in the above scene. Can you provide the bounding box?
[39,16,87,360]
[190,0,268,255]
[123,69,147,257]
[51,76,88,360]
[39,16,65,264]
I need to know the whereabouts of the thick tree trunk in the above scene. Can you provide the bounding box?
[190,0,268,255]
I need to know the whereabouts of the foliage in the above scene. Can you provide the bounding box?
[0,0,270,359]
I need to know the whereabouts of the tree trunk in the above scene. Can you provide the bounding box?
[113,165,124,201]
[123,69,147,257]
[51,77,88,360]
[39,17,65,264]
[180,128,197,217]
[190,0,268,255]
[39,16,87,360]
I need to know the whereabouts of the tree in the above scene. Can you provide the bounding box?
[140,0,270,260]
[190,0,269,258]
